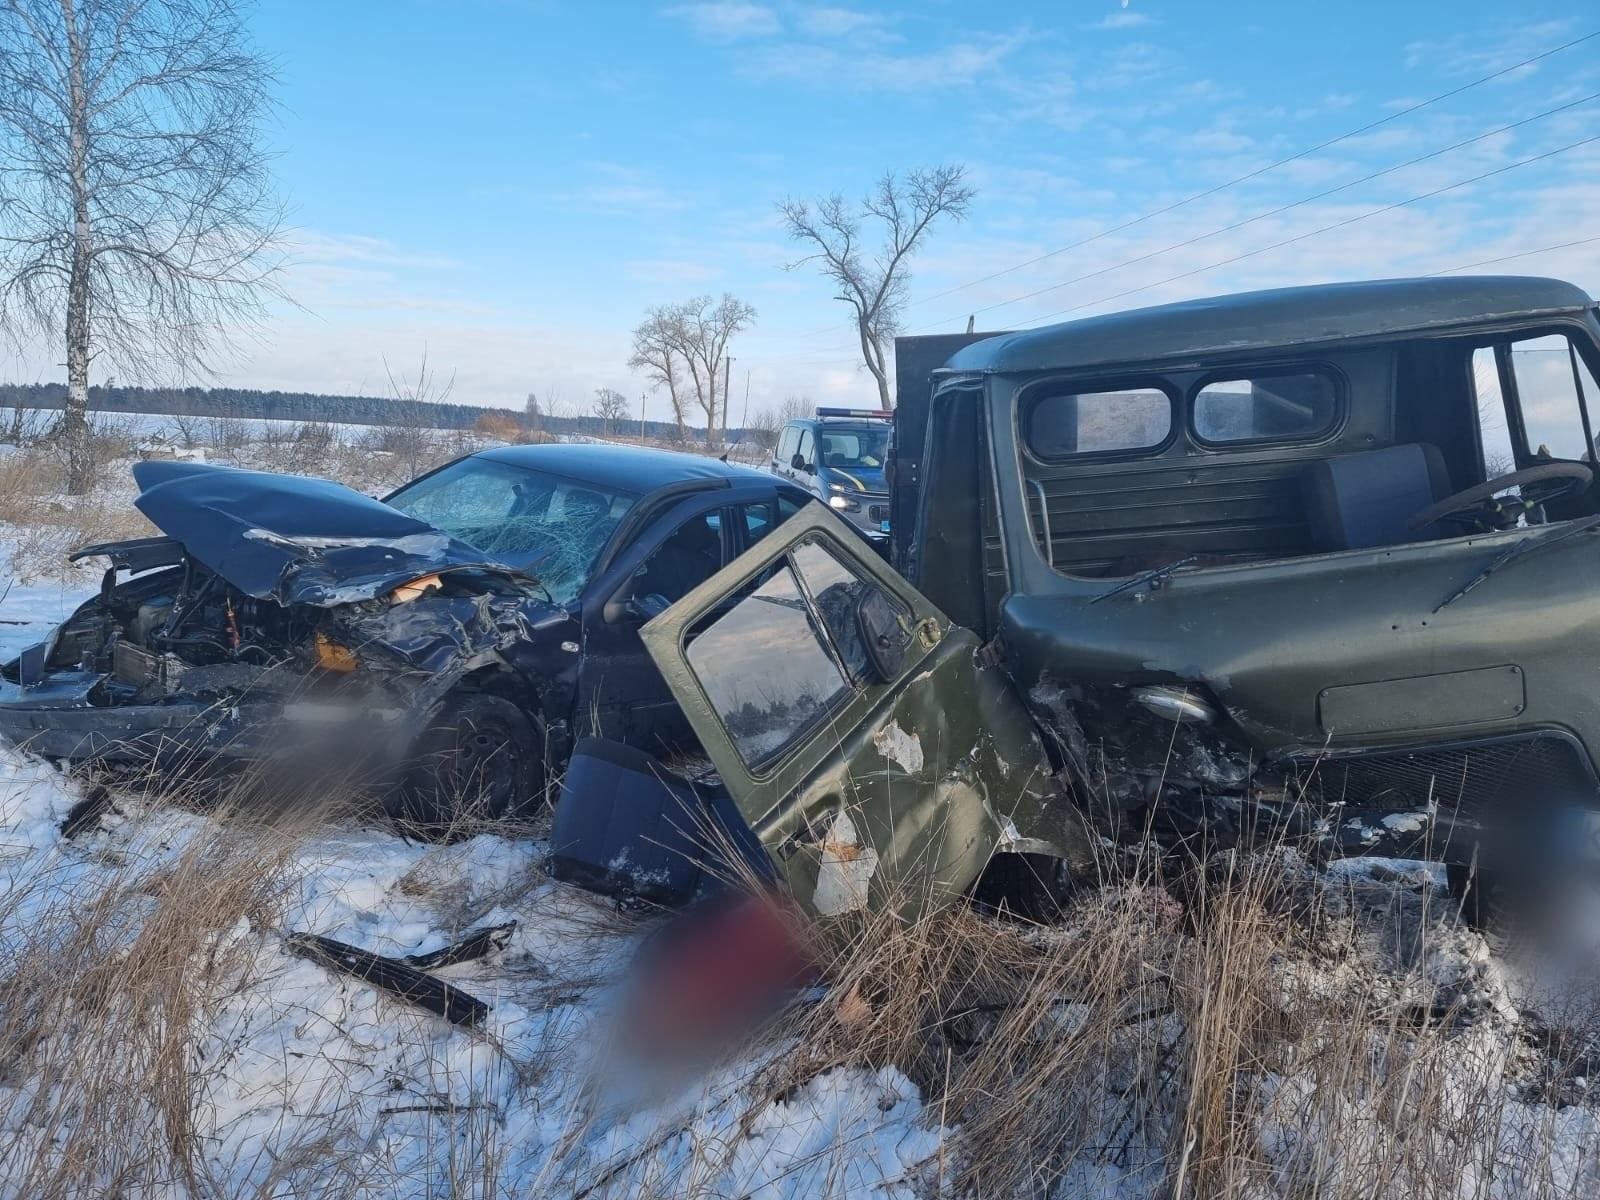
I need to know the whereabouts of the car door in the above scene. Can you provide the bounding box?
[774,426,797,480]
[576,490,739,751]
[795,428,821,497]
[640,503,1090,919]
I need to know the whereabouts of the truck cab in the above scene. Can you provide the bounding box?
[894,276,1600,863]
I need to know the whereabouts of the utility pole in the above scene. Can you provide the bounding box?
[639,391,646,444]
[722,355,733,447]
[740,367,751,435]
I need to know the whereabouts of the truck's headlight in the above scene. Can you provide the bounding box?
[828,494,861,512]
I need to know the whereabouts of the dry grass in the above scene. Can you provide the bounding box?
[0,795,306,1195]
[0,759,1594,1198]
[0,423,156,581]
[743,843,1592,1199]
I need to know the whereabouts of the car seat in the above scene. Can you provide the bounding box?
[1302,443,1453,550]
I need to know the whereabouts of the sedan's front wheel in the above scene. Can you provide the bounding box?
[388,692,542,837]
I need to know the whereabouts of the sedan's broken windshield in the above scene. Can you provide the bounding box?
[387,458,639,603]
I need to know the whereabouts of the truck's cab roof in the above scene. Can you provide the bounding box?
[943,276,1595,375]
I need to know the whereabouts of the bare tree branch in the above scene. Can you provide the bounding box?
[0,0,286,491]
[780,165,974,407]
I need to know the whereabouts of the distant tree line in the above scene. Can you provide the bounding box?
[0,380,753,441]
[0,381,509,430]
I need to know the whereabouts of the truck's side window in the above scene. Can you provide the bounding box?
[1024,385,1172,458]
[777,426,798,464]
[1505,334,1600,462]
[685,561,848,766]
[796,429,815,470]
[1471,346,1518,477]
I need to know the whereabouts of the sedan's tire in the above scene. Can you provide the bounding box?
[388,692,542,837]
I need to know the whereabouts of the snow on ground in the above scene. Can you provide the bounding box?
[0,747,948,1198]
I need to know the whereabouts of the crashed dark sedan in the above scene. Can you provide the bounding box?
[0,444,812,826]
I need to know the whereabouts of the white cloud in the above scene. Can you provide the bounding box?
[748,29,1027,92]
[1089,11,1153,30]
[663,2,780,42]
[290,231,459,272]
[561,162,691,214]
[794,6,886,38]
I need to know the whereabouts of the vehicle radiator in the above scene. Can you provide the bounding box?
[1286,732,1597,817]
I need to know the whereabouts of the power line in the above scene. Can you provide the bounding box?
[1425,235,1600,275]
[914,90,1600,331]
[1017,132,1600,329]
[781,27,1600,343]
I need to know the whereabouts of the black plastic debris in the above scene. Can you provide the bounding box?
[60,784,115,839]
[404,922,517,970]
[285,932,490,1027]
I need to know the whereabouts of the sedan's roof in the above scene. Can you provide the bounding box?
[476,441,776,495]
[944,276,1594,376]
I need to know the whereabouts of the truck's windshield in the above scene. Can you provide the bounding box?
[819,426,889,469]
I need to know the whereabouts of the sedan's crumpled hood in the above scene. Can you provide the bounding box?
[131,460,523,606]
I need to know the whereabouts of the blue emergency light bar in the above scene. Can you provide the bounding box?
[815,407,893,420]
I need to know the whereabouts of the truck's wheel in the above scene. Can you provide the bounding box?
[972,852,1077,922]
[389,693,542,836]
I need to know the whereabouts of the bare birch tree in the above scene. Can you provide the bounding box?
[780,165,974,408]
[628,307,688,443]
[0,0,284,492]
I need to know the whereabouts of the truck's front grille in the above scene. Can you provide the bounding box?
[1284,731,1597,818]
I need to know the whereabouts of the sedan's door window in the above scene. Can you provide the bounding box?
[626,511,724,614]
[685,562,848,766]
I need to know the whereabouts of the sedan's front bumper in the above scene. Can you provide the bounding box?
[0,681,278,763]
[0,673,411,768]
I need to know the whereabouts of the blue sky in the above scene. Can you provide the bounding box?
[17,1,1600,423]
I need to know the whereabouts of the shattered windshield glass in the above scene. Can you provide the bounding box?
[386,459,639,603]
